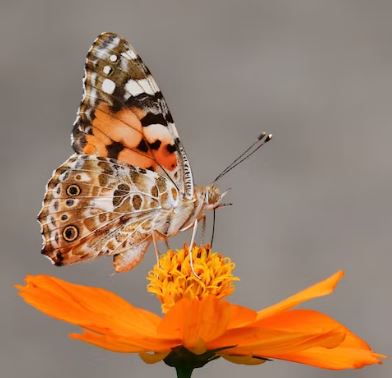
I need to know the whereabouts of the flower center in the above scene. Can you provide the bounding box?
[147,245,239,313]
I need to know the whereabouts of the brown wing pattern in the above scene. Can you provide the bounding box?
[71,32,193,197]
[38,154,167,271]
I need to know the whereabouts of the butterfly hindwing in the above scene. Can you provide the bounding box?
[112,238,151,272]
[72,32,193,198]
[38,154,169,271]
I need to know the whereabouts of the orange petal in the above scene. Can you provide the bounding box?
[70,331,144,353]
[211,327,345,356]
[222,354,267,365]
[255,309,346,333]
[158,296,233,354]
[257,271,344,320]
[71,328,177,353]
[265,310,385,369]
[17,275,175,352]
[211,309,351,355]
[139,351,170,364]
[227,303,257,329]
[274,345,385,370]
[249,309,347,352]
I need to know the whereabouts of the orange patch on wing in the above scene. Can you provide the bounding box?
[93,104,143,148]
[131,107,146,120]
[155,144,177,170]
[84,103,178,171]
[84,134,109,156]
[93,127,112,145]
[83,144,96,154]
[144,124,172,144]
[118,148,156,169]
[144,125,177,171]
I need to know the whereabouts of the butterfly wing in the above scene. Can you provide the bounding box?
[72,32,194,199]
[38,154,174,272]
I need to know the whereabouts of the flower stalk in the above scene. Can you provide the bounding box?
[174,366,193,378]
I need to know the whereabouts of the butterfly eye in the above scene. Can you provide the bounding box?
[66,184,81,196]
[62,225,79,242]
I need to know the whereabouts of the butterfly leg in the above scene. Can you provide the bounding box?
[152,232,161,267]
[188,219,200,279]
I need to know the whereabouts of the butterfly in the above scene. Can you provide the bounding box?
[38,32,271,273]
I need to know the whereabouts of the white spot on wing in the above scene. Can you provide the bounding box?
[103,65,112,74]
[168,123,179,138]
[92,198,114,212]
[149,78,160,93]
[110,54,118,62]
[102,79,116,94]
[97,36,120,58]
[120,57,128,71]
[89,73,98,106]
[122,50,137,60]
[144,124,172,142]
[125,79,156,96]
[125,79,144,96]
[137,79,155,95]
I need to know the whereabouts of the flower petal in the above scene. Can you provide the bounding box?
[267,311,386,369]
[222,354,267,365]
[274,345,385,370]
[70,327,177,352]
[211,327,345,356]
[17,275,176,352]
[70,330,144,353]
[227,303,257,329]
[211,309,350,356]
[139,351,170,364]
[158,296,233,354]
[257,271,344,320]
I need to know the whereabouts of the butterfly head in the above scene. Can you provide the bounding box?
[203,185,228,210]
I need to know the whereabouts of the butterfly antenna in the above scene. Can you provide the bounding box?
[213,132,272,183]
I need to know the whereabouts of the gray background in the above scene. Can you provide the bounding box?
[1,0,391,377]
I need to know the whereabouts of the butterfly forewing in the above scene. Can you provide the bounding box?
[72,32,193,197]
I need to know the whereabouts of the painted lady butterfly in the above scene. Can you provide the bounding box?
[38,32,271,273]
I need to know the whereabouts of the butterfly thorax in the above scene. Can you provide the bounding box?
[174,184,222,232]
[203,184,223,210]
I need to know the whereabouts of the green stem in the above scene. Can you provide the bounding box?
[175,366,194,378]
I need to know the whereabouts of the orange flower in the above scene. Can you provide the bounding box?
[17,246,384,376]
